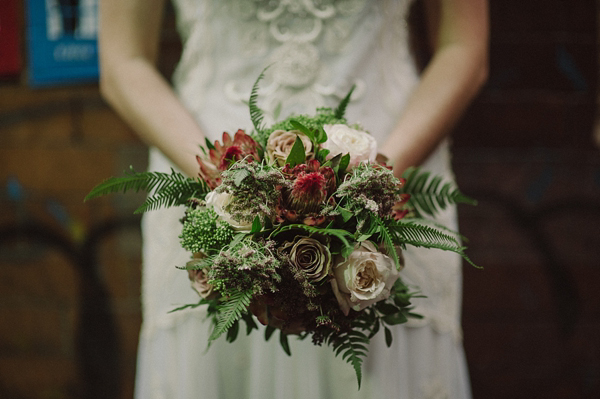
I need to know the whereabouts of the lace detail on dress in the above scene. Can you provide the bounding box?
[219,0,372,118]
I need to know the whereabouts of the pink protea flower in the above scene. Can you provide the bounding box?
[391,193,411,221]
[196,129,260,188]
[277,160,336,225]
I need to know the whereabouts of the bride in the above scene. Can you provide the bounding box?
[99,1,488,398]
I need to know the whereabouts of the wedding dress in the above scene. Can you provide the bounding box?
[135,1,472,398]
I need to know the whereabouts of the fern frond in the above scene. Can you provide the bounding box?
[209,289,253,341]
[401,167,476,217]
[85,168,208,206]
[135,182,201,213]
[249,66,270,137]
[373,215,402,270]
[389,220,479,267]
[328,329,369,389]
[334,85,356,119]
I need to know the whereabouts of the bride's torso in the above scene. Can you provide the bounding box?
[169,0,419,141]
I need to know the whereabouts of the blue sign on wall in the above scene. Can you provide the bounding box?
[26,0,99,86]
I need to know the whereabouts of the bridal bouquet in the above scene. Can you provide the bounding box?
[86,73,477,387]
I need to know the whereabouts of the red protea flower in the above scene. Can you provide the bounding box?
[277,160,336,225]
[391,193,411,220]
[196,129,260,188]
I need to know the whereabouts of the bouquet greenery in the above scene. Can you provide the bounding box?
[86,73,477,388]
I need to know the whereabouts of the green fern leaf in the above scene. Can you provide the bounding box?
[85,168,209,210]
[401,167,477,217]
[329,329,369,389]
[249,66,271,137]
[334,85,356,119]
[209,289,253,341]
[389,220,479,267]
[373,215,402,270]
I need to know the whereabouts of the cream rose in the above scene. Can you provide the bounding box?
[186,256,217,299]
[322,124,377,166]
[205,190,252,232]
[330,241,400,315]
[266,130,313,166]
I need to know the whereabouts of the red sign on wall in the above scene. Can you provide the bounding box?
[0,0,21,76]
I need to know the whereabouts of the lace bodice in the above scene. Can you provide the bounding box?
[170,0,418,140]
[148,0,462,341]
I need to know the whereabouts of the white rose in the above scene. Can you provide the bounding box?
[322,124,377,167]
[205,191,252,232]
[266,130,313,166]
[330,241,400,315]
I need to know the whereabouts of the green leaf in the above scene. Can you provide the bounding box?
[209,289,253,341]
[271,223,354,251]
[229,233,247,249]
[384,326,393,347]
[335,205,354,224]
[368,319,381,339]
[289,119,315,142]
[168,300,206,313]
[383,312,408,325]
[334,85,356,119]
[376,303,399,316]
[242,312,258,335]
[233,169,251,187]
[285,136,307,168]
[226,320,240,343]
[251,216,262,233]
[325,153,342,169]
[316,126,328,144]
[279,331,292,356]
[316,148,330,163]
[356,234,372,242]
[265,325,276,341]
[338,153,351,176]
[205,137,216,151]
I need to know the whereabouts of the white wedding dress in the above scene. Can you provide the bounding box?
[136,1,472,398]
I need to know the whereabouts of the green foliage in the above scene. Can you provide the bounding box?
[327,328,370,389]
[372,215,402,270]
[265,108,346,137]
[285,136,307,167]
[280,331,292,356]
[209,289,253,341]
[334,85,356,119]
[401,167,476,217]
[271,223,354,254]
[85,168,209,213]
[179,207,235,254]
[389,220,479,267]
[249,67,269,140]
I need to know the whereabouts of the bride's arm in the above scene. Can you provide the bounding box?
[380,0,489,176]
[99,0,206,177]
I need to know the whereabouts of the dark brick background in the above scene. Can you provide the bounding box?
[1,1,599,398]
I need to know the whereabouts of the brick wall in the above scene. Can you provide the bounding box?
[454,1,600,398]
[1,1,599,398]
